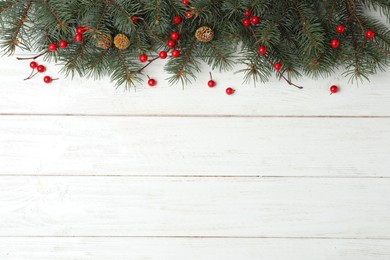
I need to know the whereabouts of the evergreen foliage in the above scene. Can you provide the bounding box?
[0,0,389,88]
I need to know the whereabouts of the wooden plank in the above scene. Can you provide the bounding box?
[0,176,389,237]
[1,237,389,260]
[1,56,390,117]
[0,116,389,176]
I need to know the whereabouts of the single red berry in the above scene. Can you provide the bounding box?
[366,30,375,39]
[43,76,52,84]
[226,87,234,95]
[330,85,339,94]
[330,39,340,49]
[173,16,182,25]
[76,26,84,34]
[37,65,46,73]
[159,51,168,59]
[172,49,180,58]
[139,54,148,63]
[170,32,179,41]
[258,46,266,55]
[29,61,38,69]
[273,62,282,71]
[59,40,67,49]
[185,10,193,19]
[48,43,57,52]
[148,78,157,87]
[83,26,90,32]
[244,10,252,17]
[251,16,260,25]
[167,40,176,48]
[336,25,345,34]
[131,16,139,24]
[242,18,251,27]
[74,33,83,42]
[208,80,216,88]
[182,0,190,6]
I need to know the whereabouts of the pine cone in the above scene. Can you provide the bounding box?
[195,26,214,43]
[97,34,113,50]
[114,33,130,50]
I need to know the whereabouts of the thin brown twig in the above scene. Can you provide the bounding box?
[17,50,48,60]
[135,56,160,73]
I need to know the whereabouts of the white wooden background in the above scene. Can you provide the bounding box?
[0,51,390,260]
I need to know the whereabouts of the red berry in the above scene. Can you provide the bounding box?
[242,18,251,27]
[208,80,216,88]
[48,43,57,52]
[173,16,182,25]
[226,87,234,95]
[159,51,168,59]
[366,30,375,39]
[37,65,46,73]
[148,78,157,87]
[43,76,52,84]
[185,10,193,19]
[336,25,345,34]
[330,85,339,94]
[172,49,180,58]
[182,0,190,6]
[167,40,176,48]
[59,40,67,49]
[258,46,266,55]
[273,62,282,71]
[244,10,252,17]
[131,16,139,24]
[29,61,38,69]
[251,16,260,25]
[83,26,90,32]
[139,54,148,63]
[170,32,179,41]
[76,26,84,34]
[74,33,83,42]
[330,39,340,48]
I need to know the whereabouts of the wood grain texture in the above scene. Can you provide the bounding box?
[0,176,389,238]
[0,116,389,176]
[1,237,390,260]
[1,56,390,117]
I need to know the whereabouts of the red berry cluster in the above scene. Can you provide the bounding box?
[242,9,260,27]
[181,0,193,19]
[74,26,89,42]
[330,24,375,49]
[27,61,57,84]
[47,40,67,52]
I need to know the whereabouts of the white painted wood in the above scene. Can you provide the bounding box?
[1,56,390,116]
[1,237,389,260]
[0,176,389,238]
[0,116,389,176]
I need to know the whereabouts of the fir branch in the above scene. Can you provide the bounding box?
[9,1,31,53]
[36,0,66,30]
[0,1,15,14]
[110,0,131,20]
[96,0,110,30]
[116,48,135,87]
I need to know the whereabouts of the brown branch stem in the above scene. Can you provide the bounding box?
[17,50,48,60]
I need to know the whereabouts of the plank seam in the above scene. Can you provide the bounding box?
[0,114,390,118]
[1,236,390,240]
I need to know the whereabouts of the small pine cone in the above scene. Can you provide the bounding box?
[195,26,214,43]
[97,34,113,50]
[113,33,130,50]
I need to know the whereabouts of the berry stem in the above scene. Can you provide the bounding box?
[209,72,213,80]
[136,56,159,73]
[17,50,48,61]
[24,71,38,81]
